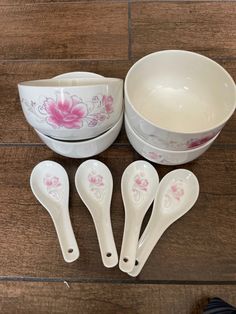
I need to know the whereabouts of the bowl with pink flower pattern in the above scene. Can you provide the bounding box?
[35,113,123,158]
[125,114,219,166]
[125,50,236,151]
[18,77,123,140]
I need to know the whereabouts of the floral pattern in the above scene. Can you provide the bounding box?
[132,172,149,202]
[170,183,184,201]
[187,134,216,149]
[145,151,171,165]
[88,171,104,199]
[22,92,114,129]
[43,174,62,200]
[144,131,217,150]
[163,180,185,208]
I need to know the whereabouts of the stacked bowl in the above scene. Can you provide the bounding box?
[125,50,236,165]
[18,72,123,158]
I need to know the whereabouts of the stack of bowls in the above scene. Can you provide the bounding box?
[125,50,236,165]
[18,72,123,158]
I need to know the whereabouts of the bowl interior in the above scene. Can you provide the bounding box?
[19,77,122,87]
[126,50,235,133]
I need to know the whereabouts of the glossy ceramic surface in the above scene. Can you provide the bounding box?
[52,71,104,79]
[30,160,79,263]
[35,113,123,158]
[75,160,118,268]
[128,169,199,276]
[125,114,219,165]
[18,75,123,140]
[125,50,236,150]
[119,161,159,273]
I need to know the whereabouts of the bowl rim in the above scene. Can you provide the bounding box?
[18,77,123,88]
[35,113,123,146]
[125,113,219,154]
[125,49,236,135]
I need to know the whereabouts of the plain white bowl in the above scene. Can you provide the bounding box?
[35,113,123,158]
[125,114,219,165]
[18,77,123,141]
[125,50,235,150]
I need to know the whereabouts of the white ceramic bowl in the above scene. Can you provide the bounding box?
[18,77,123,140]
[125,114,219,165]
[125,50,235,150]
[35,113,123,158]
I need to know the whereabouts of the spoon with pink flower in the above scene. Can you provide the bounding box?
[75,160,118,268]
[30,160,79,263]
[119,161,159,273]
[128,169,199,277]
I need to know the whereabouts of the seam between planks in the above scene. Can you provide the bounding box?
[0,0,129,7]
[1,277,236,285]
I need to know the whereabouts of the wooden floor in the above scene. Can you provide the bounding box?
[0,0,236,313]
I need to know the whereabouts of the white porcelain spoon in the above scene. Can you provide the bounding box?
[119,160,159,273]
[30,160,79,263]
[128,169,199,277]
[75,160,118,268]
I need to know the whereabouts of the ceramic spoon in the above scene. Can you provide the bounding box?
[119,161,159,273]
[75,160,118,268]
[128,169,199,277]
[30,160,79,263]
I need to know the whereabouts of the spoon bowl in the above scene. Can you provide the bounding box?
[128,169,199,276]
[75,160,118,268]
[119,161,159,272]
[30,160,79,263]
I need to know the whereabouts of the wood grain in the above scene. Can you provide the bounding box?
[131,1,236,59]
[0,0,236,310]
[0,145,235,280]
[0,59,235,144]
[0,2,128,60]
[0,282,236,314]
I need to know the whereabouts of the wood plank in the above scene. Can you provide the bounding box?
[0,59,235,144]
[131,1,236,59]
[1,282,236,314]
[0,144,235,280]
[0,0,232,4]
[0,2,128,60]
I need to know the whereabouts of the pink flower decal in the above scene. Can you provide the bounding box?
[134,174,149,191]
[88,173,104,187]
[102,95,113,114]
[88,171,104,199]
[43,174,62,200]
[132,172,149,202]
[163,181,185,208]
[147,152,162,161]
[44,94,87,129]
[23,92,115,130]
[43,175,61,189]
[170,183,184,201]
[187,134,215,149]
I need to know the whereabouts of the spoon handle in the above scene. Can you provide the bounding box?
[128,222,166,277]
[52,209,80,263]
[119,213,143,273]
[92,212,118,268]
